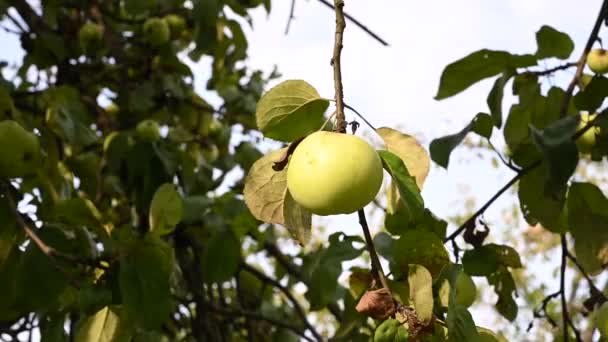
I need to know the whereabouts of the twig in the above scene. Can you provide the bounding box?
[285,0,297,34]
[343,102,377,131]
[331,0,347,133]
[317,0,389,46]
[566,250,605,299]
[358,209,391,292]
[487,139,521,172]
[525,62,577,77]
[559,0,608,118]
[240,263,323,341]
[205,303,314,342]
[528,291,560,331]
[560,235,582,342]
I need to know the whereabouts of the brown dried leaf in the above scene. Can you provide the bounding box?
[355,288,396,320]
[376,127,430,189]
[243,148,288,224]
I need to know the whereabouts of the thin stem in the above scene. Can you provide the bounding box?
[331,0,347,133]
[358,209,391,292]
[317,0,389,46]
[560,234,569,342]
[526,62,577,77]
[285,0,297,34]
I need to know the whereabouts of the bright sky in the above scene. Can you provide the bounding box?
[1,0,605,339]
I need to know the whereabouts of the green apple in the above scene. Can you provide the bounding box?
[576,112,600,154]
[286,131,383,216]
[596,302,608,338]
[78,22,104,54]
[164,14,186,38]
[143,17,170,47]
[587,48,608,74]
[477,326,505,342]
[198,114,222,137]
[454,271,477,307]
[202,144,219,164]
[135,119,161,143]
[0,120,41,178]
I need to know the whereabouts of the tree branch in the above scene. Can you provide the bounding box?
[525,62,578,77]
[559,0,608,118]
[285,0,297,34]
[240,263,323,341]
[331,0,346,133]
[560,234,582,342]
[317,0,389,46]
[358,209,390,292]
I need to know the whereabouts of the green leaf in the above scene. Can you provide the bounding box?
[202,230,240,283]
[181,196,213,224]
[430,113,493,168]
[376,127,430,189]
[435,49,536,100]
[462,244,522,276]
[255,80,329,142]
[518,164,568,233]
[446,304,480,342]
[535,25,574,60]
[283,190,312,245]
[568,182,608,275]
[487,267,518,321]
[377,150,424,223]
[373,232,396,263]
[149,183,183,236]
[53,198,109,239]
[75,306,129,342]
[407,264,433,323]
[243,148,288,224]
[487,72,514,128]
[385,207,447,239]
[45,86,97,147]
[119,234,173,330]
[393,229,449,278]
[574,76,608,112]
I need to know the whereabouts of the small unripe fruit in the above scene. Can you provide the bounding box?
[587,49,608,74]
[202,144,219,164]
[286,131,383,216]
[0,120,41,178]
[79,22,104,54]
[143,18,170,47]
[576,113,600,154]
[454,272,477,307]
[198,114,222,137]
[164,14,186,38]
[136,120,161,143]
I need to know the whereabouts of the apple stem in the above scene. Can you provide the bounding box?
[330,0,347,133]
[358,209,391,293]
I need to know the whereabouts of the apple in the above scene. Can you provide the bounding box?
[0,120,41,178]
[576,112,600,154]
[78,22,104,54]
[198,114,222,137]
[286,131,383,216]
[136,119,161,143]
[587,49,608,74]
[202,144,219,164]
[143,17,170,47]
[454,271,477,307]
[596,302,608,338]
[164,14,186,38]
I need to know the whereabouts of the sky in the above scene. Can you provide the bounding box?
[0,0,606,339]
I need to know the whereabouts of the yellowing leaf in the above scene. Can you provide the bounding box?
[149,183,183,236]
[243,149,288,224]
[283,190,312,245]
[256,80,329,142]
[376,127,430,189]
[408,264,434,323]
[75,306,126,342]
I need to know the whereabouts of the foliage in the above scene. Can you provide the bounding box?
[0,0,607,341]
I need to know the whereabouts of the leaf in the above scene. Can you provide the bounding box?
[53,198,109,238]
[149,183,183,236]
[376,127,430,188]
[393,229,449,278]
[373,232,396,263]
[75,306,128,342]
[407,264,433,323]
[447,304,481,342]
[462,244,522,276]
[202,230,241,283]
[487,72,514,128]
[573,76,608,112]
[568,182,608,275]
[430,113,493,168]
[487,267,518,321]
[243,148,288,224]
[255,80,329,142]
[377,150,424,223]
[119,234,173,330]
[283,190,312,245]
[435,49,536,100]
[535,25,574,60]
